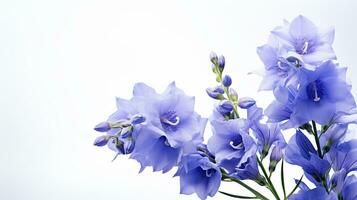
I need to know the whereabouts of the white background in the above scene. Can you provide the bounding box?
[1,0,357,199]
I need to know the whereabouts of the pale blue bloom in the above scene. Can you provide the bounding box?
[175,153,221,200]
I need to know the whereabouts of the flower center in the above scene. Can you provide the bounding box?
[160,111,180,132]
[296,40,312,55]
[229,140,243,150]
[205,169,214,177]
[302,41,309,54]
[307,80,324,102]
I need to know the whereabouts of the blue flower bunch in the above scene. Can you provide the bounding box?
[93,16,357,200]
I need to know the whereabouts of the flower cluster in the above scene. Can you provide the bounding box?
[92,15,357,200]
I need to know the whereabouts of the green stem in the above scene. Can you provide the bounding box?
[222,174,269,200]
[312,120,323,158]
[281,160,287,200]
[219,191,258,199]
[224,87,239,118]
[287,175,303,198]
[257,157,280,200]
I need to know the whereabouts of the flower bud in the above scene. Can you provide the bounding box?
[229,88,238,102]
[108,137,123,153]
[120,127,133,138]
[206,86,224,100]
[222,75,232,87]
[218,55,225,70]
[123,139,135,154]
[130,114,145,125]
[93,135,109,146]
[238,97,256,109]
[218,100,234,114]
[269,146,283,173]
[94,122,111,132]
[210,52,218,65]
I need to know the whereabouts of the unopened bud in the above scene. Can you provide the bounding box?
[130,114,145,125]
[94,135,109,146]
[218,55,225,70]
[238,97,256,109]
[210,52,218,65]
[206,86,225,100]
[94,122,111,132]
[269,146,283,173]
[229,88,238,102]
[222,75,232,87]
[218,100,234,114]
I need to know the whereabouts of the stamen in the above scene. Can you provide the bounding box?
[161,116,180,126]
[302,41,309,54]
[312,82,320,102]
[164,139,170,146]
[229,141,243,150]
[206,170,213,177]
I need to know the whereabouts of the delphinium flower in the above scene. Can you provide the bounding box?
[130,82,207,172]
[269,15,335,70]
[93,97,146,157]
[291,61,355,126]
[175,153,221,200]
[285,130,330,185]
[250,122,286,159]
[206,52,286,199]
[265,61,356,129]
[207,119,257,177]
[258,15,357,200]
[92,15,357,200]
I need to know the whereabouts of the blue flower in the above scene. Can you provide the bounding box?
[271,15,335,69]
[231,155,262,182]
[291,61,356,125]
[285,130,330,184]
[265,85,298,129]
[266,61,356,127]
[175,153,221,200]
[93,97,145,156]
[207,119,256,173]
[329,171,357,200]
[327,140,357,174]
[320,124,348,152]
[130,82,207,172]
[339,175,357,200]
[251,122,286,158]
[257,44,299,91]
[289,187,337,200]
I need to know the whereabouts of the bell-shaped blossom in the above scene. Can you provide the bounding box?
[251,122,286,158]
[265,85,299,129]
[207,119,256,173]
[285,130,330,184]
[267,61,356,127]
[231,155,263,183]
[93,97,146,157]
[271,15,336,69]
[291,61,355,125]
[327,140,357,174]
[175,153,221,200]
[130,82,207,172]
[257,43,300,91]
[289,187,337,200]
[320,124,348,152]
[338,175,357,200]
